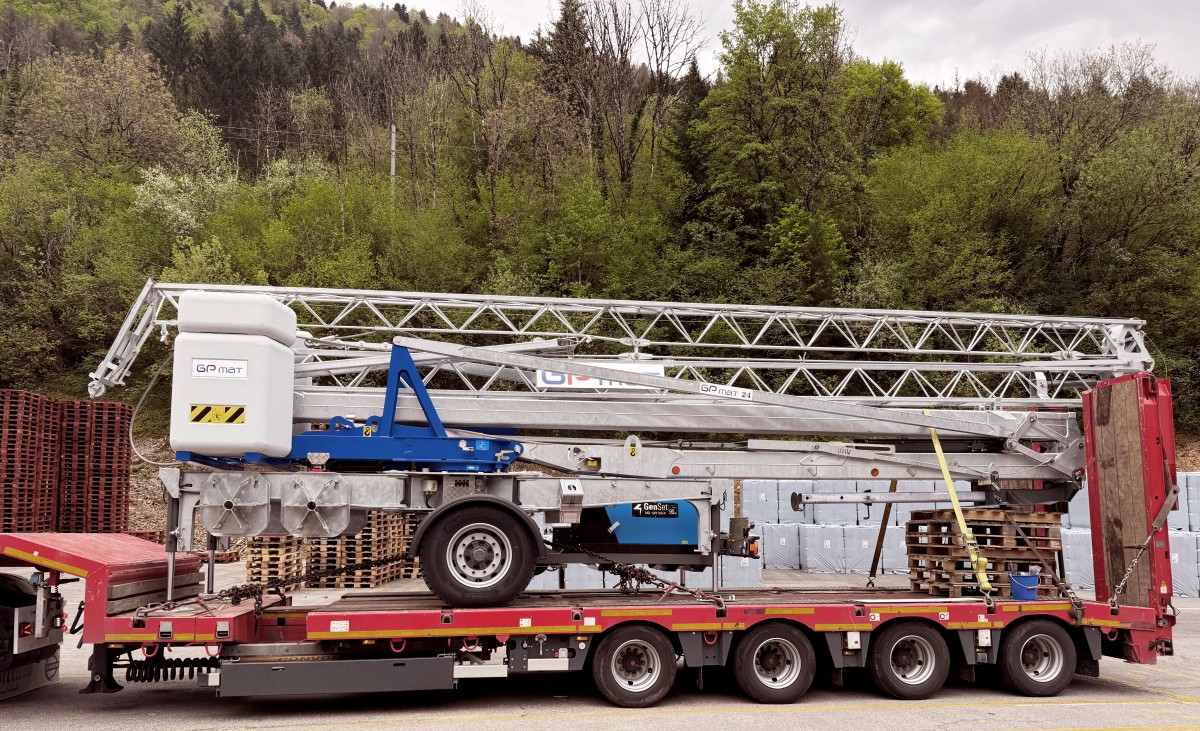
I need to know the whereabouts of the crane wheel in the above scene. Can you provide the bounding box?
[420,504,535,607]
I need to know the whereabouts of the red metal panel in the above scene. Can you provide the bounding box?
[1082,373,1176,662]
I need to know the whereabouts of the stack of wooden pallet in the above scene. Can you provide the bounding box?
[906,508,1062,598]
[306,511,421,589]
[245,536,307,585]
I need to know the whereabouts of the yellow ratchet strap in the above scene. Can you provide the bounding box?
[924,409,993,597]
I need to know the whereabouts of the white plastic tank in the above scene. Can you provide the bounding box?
[170,293,297,458]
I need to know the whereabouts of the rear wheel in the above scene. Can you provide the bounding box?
[732,622,816,703]
[420,505,535,607]
[998,620,1076,697]
[867,622,950,700]
[591,625,677,708]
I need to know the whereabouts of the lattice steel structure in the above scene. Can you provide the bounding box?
[91,279,1151,408]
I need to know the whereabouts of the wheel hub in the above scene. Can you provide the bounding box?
[619,647,646,675]
[889,635,934,685]
[446,523,513,589]
[751,637,801,687]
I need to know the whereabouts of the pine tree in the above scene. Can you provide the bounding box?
[146,1,198,106]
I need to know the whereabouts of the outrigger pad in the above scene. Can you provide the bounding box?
[80,645,123,694]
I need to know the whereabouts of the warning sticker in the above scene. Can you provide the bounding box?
[631,502,679,518]
[189,404,246,424]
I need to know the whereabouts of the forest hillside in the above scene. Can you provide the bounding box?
[2,0,1199,431]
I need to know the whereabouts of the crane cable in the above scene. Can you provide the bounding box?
[924,409,994,603]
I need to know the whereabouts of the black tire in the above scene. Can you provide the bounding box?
[732,622,817,704]
[867,622,950,700]
[420,505,536,608]
[998,620,1077,697]
[591,625,677,708]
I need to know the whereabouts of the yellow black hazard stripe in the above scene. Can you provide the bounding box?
[189,404,246,424]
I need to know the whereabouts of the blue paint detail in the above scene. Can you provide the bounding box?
[181,346,523,472]
[286,345,523,471]
[604,501,699,545]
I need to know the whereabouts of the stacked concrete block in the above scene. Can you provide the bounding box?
[1168,477,1191,531]
[798,524,846,573]
[760,523,801,569]
[1188,474,1200,531]
[1060,528,1095,590]
[880,524,908,574]
[1063,483,1091,530]
[678,556,763,589]
[742,480,781,525]
[1169,532,1199,598]
[842,525,879,574]
[777,480,812,524]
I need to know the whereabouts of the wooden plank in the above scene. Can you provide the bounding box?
[1093,378,1152,606]
[107,572,205,600]
[106,585,202,615]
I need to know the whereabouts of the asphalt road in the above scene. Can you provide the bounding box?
[4,565,1198,731]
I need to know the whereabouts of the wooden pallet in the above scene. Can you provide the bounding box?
[905,509,1063,598]
[245,536,307,585]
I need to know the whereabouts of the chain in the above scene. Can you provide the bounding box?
[1003,513,1085,617]
[545,539,727,610]
[1109,456,1181,613]
[205,541,727,616]
[216,552,411,617]
[1108,533,1155,612]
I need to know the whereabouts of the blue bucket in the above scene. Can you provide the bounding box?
[1009,572,1039,600]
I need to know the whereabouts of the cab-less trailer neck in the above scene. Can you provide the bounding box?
[0,372,1178,705]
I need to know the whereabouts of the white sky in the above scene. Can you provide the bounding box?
[348,0,1200,88]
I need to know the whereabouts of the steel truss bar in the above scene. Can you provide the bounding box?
[390,338,1067,442]
[292,389,1079,441]
[89,280,1151,406]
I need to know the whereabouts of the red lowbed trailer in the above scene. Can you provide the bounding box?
[0,373,1179,706]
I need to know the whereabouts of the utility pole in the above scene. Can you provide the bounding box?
[390,122,397,202]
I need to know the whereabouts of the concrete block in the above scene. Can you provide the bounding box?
[719,555,764,588]
[777,480,814,524]
[760,523,801,569]
[799,524,846,573]
[1168,477,1190,531]
[880,523,909,574]
[842,525,880,574]
[1187,474,1200,531]
[742,480,780,526]
[1169,531,1199,598]
[1061,528,1095,590]
[1064,482,1091,530]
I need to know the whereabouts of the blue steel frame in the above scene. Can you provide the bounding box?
[180,346,522,472]
[287,345,523,471]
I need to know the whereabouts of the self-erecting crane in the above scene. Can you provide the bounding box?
[0,278,1177,706]
[85,280,1153,606]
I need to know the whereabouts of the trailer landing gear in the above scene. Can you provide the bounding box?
[81,645,122,694]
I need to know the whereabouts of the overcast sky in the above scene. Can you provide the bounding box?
[354,0,1200,88]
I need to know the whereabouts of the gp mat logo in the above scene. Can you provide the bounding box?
[536,361,665,390]
[189,404,246,424]
[192,358,248,378]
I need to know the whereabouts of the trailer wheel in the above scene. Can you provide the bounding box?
[998,620,1076,697]
[732,622,816,704]
[421,505,535,607]
[867,622,950,700]
[591,625,677,708]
